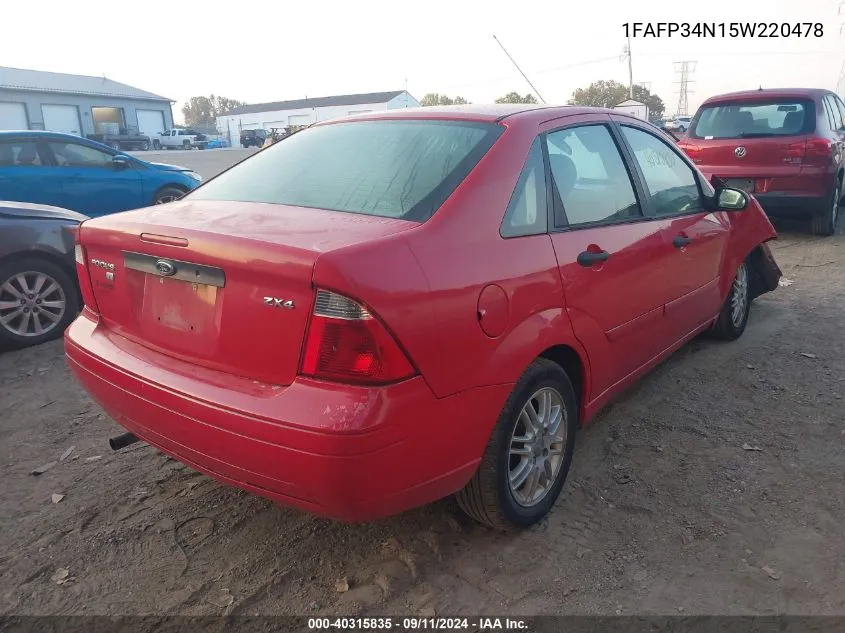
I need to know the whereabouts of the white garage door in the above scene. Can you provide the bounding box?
[42,104,81,135]
[137,109,166,138]
[0,102,28,130]
[289,114,312,126]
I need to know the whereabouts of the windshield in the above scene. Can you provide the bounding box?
[191,119,503,221]
[690,99,814,139]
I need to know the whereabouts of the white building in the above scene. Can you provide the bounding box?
[217,90,420,146]
[613,99,649,121]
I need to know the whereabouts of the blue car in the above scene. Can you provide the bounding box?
[0,131,202,217]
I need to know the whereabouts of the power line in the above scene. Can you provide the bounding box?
[437,55,620,92]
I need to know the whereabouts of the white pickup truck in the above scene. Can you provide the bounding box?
[152,129,209,150]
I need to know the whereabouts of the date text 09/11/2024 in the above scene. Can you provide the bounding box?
[307,617,528,630]
[623,22,824,38]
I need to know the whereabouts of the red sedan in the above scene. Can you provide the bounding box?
[65,105,782,529]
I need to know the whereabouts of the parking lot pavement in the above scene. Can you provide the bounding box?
[128,148,259,180]
[1,224,844,616]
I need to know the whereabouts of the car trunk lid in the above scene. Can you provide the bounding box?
[80,199,417,386]
[682,135,808,177]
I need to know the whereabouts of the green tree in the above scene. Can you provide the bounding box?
[568,80,665,121]
[182,94,246,127]
[420,93,469,106]
[494,92,538,104]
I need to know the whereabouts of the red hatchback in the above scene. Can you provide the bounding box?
[65,105,782,529]
[678,88,845,236]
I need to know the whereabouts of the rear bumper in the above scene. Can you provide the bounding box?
[64,314,510,522]
[753,192,828,217]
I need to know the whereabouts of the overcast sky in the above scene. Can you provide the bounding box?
[4,0,844,122]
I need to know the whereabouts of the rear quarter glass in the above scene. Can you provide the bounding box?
[690,98,815,139]
[190,120,504,222]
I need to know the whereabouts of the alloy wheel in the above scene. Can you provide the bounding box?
[0,271,66,337]
[508,387,567,507]
[730,262,749,328]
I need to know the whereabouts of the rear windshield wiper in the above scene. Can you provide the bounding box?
[736,132,778,138]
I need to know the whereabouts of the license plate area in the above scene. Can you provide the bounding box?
[724,178,755,193]
[143,276,217,334]
[137,275,222,358]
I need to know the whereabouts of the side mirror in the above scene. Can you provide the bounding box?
[716,187,748,211]
[112,155,130,169]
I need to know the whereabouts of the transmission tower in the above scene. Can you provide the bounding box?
[674,61,696,116]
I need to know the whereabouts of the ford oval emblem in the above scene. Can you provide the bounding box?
[154,259,176,276]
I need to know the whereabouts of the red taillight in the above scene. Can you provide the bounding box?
[679,143,699,160]
[74,241,100,315]
[803,137,833,168]
[300,289,415,385]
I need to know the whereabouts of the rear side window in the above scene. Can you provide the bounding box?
[501,137,547,237]
[823,96,844,131]
[545,125,640,227]
[690,99,814,139]
[191,120,503,221]
[835,96,845,130]
[0,141,42,166]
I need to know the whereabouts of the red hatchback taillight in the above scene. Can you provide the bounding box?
[300,289,415,385]
[803,137,833,168]
[74,241,100,315]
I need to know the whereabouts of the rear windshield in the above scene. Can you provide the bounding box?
[191,120,503,221]
[690,99,815,139]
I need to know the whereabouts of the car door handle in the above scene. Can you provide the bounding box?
[673,235,693,248]
[577,250,610,267]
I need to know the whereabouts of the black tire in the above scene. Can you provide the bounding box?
[152,140,161,150]
[0,257,79,350]
[182,141,192,150]
[712,259,751,341]
[455,358,578,530]
[140,141,150,151]
[810,180,841,237]
[153,186,186,205]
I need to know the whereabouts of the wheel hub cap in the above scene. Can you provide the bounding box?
[730,263,749,328]
[0,271,66,337]
[508,387,567,508]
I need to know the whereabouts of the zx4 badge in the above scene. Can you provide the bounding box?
[264,297,295,309]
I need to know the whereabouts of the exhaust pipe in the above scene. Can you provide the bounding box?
[109,432,140,451]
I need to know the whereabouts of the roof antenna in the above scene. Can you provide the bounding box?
[758,85,763,90]
[492,34,546,104]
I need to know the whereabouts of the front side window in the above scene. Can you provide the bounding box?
[191,120,503,222]
[690,99,814,139]
[545,125,640,227]
[0,141,42,166]
[501,137,547,237]
[621,126,703,217]
[48,142,113,167]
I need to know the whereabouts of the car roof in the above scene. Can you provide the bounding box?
[0,130,89,141]
[700,88,834,106]
[315,104,632,127]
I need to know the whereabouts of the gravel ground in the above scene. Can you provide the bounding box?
[1,158,843,616]
[128,148,259,180]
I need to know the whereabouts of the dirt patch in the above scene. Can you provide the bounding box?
[1,224,844,616]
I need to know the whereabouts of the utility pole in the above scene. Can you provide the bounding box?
[674,61,696,116]
[626,36,634,99]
